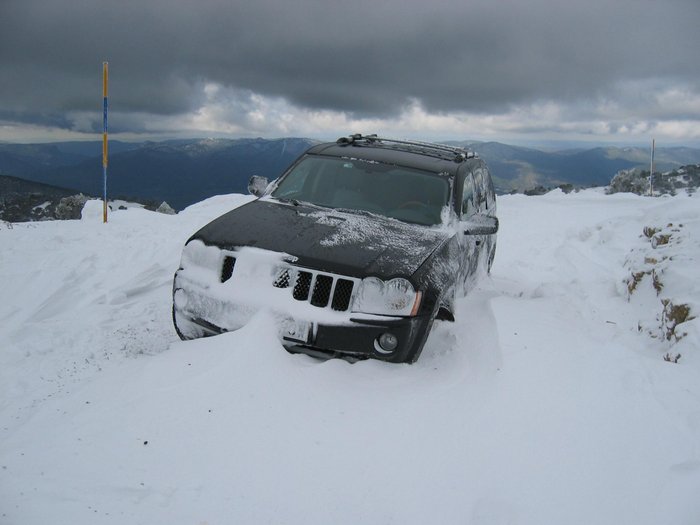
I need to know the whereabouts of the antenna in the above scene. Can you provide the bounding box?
[649,138,655,197]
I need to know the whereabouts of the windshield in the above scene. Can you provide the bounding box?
[271,156,449,226]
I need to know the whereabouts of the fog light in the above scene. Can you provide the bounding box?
[376,333,398,354]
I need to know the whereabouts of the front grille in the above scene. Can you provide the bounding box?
[293,271,312,301]
[311,274,333,307]
[331,279,354,311]
[221,256,236,282]
[273,267,356,312]
[273,268,292,288]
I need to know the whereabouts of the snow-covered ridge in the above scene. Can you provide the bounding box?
[1,189,698,524]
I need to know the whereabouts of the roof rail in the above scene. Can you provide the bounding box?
[336,134,476,162]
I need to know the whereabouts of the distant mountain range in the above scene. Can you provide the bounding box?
[0,138,316,210]
[2,137,700,210]
[445,141,700,193]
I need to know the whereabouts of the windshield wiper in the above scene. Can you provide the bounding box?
[275,197,331,211]
[333,207,383,219]
[275,197,301,206]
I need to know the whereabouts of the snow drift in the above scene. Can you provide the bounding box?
[1,189,699,524]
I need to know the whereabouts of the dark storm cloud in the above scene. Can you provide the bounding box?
[1,0,699,130]
[0,109,74,129]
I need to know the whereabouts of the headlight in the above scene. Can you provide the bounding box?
[354,277,422,316]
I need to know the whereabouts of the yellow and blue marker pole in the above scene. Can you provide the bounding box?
[102,61,108,223]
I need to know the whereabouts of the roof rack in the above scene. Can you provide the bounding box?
[336,134,476,163]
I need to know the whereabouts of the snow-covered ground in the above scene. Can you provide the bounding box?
[1,189,699,525]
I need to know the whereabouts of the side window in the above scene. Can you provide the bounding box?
[473,168,486,209]
[483,167,496,210]
[461,174,476,217]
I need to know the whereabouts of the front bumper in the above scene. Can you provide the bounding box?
[172,242,434,363]
[291,314,432,363]
[173,283,433,363]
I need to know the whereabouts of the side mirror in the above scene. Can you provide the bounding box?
[463,214,499,235]
[248,175,269,197]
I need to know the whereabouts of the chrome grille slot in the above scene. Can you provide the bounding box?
[273,268,292,288]
[311,274,333,307]
[293,271,312,300]
[274,266,357,312]
[331,279,354,311]
[220,256,236,283]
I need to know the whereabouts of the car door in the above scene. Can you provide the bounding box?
[474,166,497,266]
[458,171,480,290]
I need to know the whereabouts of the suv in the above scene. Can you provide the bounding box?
[173,134,498,363]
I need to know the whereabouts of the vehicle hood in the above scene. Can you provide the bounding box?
[189,199,451,279]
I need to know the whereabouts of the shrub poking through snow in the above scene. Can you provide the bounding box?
[663,352,682,363]
[661,301,694,342]
[625,222,696,356]
[652,233,671,248]
[643,226,658,238]
[626,269,664,296]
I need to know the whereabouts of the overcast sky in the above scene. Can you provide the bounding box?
[1,0,699,146]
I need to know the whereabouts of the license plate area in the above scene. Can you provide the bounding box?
[280,318,312,344]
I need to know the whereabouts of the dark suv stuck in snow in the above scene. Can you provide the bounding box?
[173,134,498,363]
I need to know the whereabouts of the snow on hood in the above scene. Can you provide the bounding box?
[189,199,451,279]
